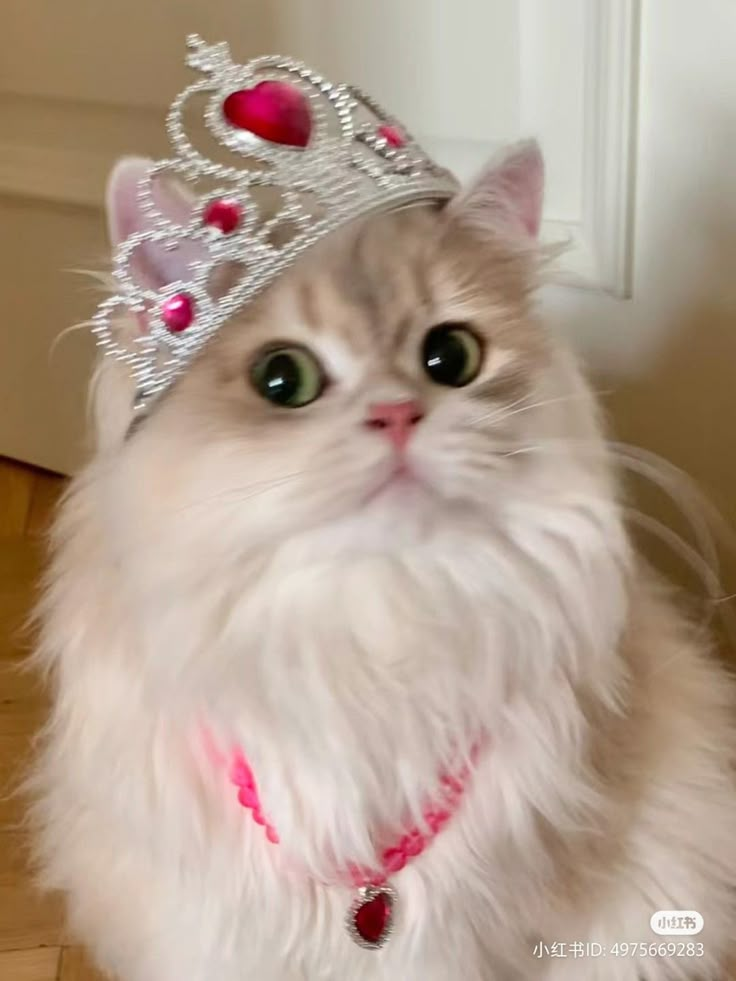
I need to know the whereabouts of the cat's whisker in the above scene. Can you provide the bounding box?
[499,444,555,460]
[624,508,736,639]
[468,390,536,428]
[713,592,736,605]
[165,471,313,520]
[488,433,735,636]
[111,473,314,556]
[525,437,730,574]
[496,436,727,546]
[49,320,97,362]
[167,440,377,525]
[608,441,736,563]
[466,391,537,429]
[469,390,606,429]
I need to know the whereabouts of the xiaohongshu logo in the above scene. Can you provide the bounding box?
[650,911,704,936]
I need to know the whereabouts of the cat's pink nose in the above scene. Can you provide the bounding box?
[365,399,424,451]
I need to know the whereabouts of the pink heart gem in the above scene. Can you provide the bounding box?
[223,82,311,148]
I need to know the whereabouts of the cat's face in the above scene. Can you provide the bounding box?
[100,145,598,566]
[78,143,627,711]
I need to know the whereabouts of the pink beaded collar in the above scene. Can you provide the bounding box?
[227,743,481,950]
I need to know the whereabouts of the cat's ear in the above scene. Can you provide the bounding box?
[106,156,205,290]
[450,140,544,241]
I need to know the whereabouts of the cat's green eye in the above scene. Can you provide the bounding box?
[422,323,483,387]
[250,345,326,408]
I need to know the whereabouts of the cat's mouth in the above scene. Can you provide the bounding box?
[362,458,428,507]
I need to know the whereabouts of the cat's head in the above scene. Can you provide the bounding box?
[95,143,606,568]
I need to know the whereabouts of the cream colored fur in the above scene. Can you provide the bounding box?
[30,145,736,980]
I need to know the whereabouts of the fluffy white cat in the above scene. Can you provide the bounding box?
[31,142,736,980]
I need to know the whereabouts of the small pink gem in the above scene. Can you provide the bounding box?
[265,825,280,844]
[382,847,408,875]
[441,774,464,794]
[251,808,266,827]
[237,786,258,809]
[425,809,450,833]
[161,293,194,333]
[347,863,372,887]
[377,124,406,148]
[203,199,242,234]
[230,758,255,788]
[403,830,425,857]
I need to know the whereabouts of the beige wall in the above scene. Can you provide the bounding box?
[0,198,100,472]
[1,2,280,108]
[0,1,279,473]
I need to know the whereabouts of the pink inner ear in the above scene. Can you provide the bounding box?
[107,158,158,252]
[497,142,544,238]
[455,140,545,241]
[134,311,149,336]
[106,157,206,300]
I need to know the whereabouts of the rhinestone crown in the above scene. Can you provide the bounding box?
[93,34,459,412]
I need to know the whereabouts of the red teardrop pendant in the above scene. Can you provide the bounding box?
[222,81,311,148]
[347,886,395,949]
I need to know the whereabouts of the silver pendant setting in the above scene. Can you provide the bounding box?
[346,884,397,950]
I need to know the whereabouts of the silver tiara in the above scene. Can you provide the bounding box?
[93,34,459,412]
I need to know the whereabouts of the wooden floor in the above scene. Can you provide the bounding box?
[0,457,101,980]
